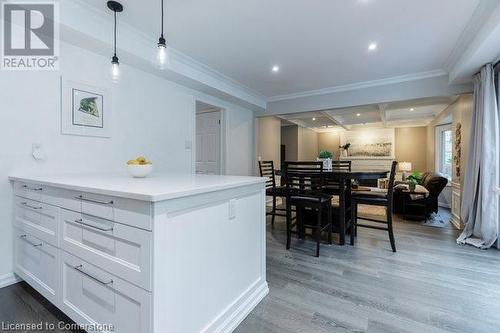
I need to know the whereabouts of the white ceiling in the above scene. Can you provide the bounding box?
[278,96,458,132]
[84,0,482,98]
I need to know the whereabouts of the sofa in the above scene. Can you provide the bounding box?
[393,172,449,218]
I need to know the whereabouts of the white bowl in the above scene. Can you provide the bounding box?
[127,164,153,178]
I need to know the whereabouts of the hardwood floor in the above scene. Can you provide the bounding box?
[0,282,84,333]
[236,212,500,333]
[2,211,499,333]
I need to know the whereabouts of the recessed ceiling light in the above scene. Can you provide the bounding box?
[312,117,316,121]
[272,65,280,73]
[410,108,415,111]
[356,113,361,117]
[368,42,377,51]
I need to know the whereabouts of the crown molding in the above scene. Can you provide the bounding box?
[444,0,500,75]
[267,70,448,102]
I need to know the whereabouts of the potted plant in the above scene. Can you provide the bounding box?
[406,172,422,191]
[317,150,333,170]
[408,178,418,192]
[339,143,351,157]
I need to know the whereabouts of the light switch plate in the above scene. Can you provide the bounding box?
[32,143,45,161]
[229,199,237,220]
[185,140,192,150]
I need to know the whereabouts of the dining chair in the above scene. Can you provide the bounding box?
[350,161,398,252]
[258,160,287,227]
[323,161,352,195]
[284,161,333,257]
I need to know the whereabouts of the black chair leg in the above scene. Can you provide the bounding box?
[286,200,292,250]
[387,206,396,252]
[328,205,333,245]
[350,202,356,246]
[271,196,277,227]
[316,207,322,257]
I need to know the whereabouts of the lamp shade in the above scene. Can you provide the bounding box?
[399,162,412,172]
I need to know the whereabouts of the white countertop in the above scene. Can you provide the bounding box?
[9,173,265,202]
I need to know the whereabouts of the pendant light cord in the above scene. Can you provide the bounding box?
[114,10,117,57]
[161,0,164,38]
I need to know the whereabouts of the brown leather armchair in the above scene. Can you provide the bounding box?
[393,172,449,218]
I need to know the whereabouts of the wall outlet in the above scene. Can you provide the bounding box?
[229,199,237,220]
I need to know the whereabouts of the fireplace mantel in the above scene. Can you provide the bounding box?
[339,156,395,172]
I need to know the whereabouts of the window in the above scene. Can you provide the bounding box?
[436,124,452,180]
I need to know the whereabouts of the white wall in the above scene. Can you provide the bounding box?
[0,42,255,278]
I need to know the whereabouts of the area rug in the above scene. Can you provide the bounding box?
[421,213,451,228]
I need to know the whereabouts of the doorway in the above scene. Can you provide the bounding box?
[195,101,224,175]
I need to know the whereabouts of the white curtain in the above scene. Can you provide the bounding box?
[457,64,500,249]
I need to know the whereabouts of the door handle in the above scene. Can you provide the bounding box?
[74,219,113,232]
[20,234,42,247]
[20,202,43,210]
[73,265,113,285]
[22,185,43,191]
[75,195,114,205]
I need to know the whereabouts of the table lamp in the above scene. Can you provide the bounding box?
[399,162,412,181]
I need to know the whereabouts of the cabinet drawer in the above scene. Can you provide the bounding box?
[61,252,151,333]
[13,181,153,230]
[14,197,59,246]
[14,182,44,202]
[76,192,152,230]
[60,209,152,290]
[14,229,59,305]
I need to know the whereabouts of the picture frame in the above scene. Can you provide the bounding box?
[340,128,395,159]
[61,78,111,138]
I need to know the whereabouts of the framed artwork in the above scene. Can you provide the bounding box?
[340,128,395,158]
[61,78,111,137]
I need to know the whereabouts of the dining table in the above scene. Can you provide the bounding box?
[326,169,390,245]
[277,168,390,245]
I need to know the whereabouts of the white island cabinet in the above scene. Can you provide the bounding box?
[9,173,268,333]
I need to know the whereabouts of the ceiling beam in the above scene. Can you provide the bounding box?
[320,111,349,130]
[261,75,472,117]
[377,103,388,127]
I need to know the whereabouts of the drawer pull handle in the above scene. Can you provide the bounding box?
[74,219,114,232]
[20,234,43,247]
[20,202,43,210]
[73,265,113,285]
[22,185,43,191]
[76,195,114,205]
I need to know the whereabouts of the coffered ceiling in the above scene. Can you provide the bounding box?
[278,96,458,132]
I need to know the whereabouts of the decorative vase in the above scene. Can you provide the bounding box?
[342,150,347,158]
[317,158,332,171]
[409,182,416,192]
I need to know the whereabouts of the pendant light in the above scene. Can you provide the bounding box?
[107,1,123,82]
[156,0,169,68]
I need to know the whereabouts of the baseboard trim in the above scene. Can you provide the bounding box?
[0,272,21,289]
[205,279,269,333]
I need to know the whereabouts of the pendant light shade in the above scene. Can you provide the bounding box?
[156,0,169,68]
[107,1,123,82]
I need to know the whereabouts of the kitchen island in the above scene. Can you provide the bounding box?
[9,173,268,333]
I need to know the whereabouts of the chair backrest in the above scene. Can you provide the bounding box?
[387,161,399,201]
[332,160,351,171]
[284,161,324,193]
[422,172,449,199]
[258,160,276,189]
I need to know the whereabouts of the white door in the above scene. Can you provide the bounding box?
[196,111,221,175]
